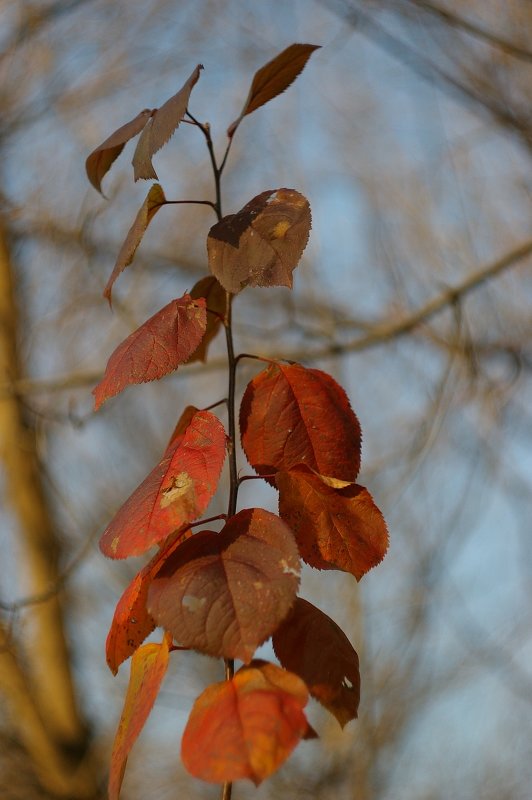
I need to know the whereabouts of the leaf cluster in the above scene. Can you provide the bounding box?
[86,44,388,798]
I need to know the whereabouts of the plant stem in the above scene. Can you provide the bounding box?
[222,782,233,800]
[192,109,237,799]
[224,296,239,519]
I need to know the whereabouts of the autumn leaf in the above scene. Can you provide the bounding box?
[188,275,227,363]
[273,598,360,727]
[207,189,311,294]
[227,44,320,138]
[86,108,153,194]
[108,634,171,800]
[105,527,192,674]
[181,660,311,784]
[166,405,199,450]
[103,184,166,305]
[277,467,388,579]
[93,294,206,410]
[148,508,300,662]
[133,64,203,181]
[240,364,362,485]
[99,410,226,559]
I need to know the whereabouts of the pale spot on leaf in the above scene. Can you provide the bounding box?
[272,220,291,239]
[160,472,193,508]
[183,595,207,612]
[280,559,300,577]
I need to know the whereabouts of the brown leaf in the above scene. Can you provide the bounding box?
[86,109,153,194]
[148,508,300,662]
[181,660,311,785]
[273,598,360,727]
[103,184,166,305]
[108,634,171,800]
[277,467,389,579]
[133,64,203,181]
[93,294,206,410]
[188,275,227,363]
[227,44,320,137]
[99,410,226,559]
[240,364,362,486]
[207,189,311,294]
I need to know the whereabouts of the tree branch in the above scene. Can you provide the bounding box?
[4,239,530,397]
[405,0,532,62]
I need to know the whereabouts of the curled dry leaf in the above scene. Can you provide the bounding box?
[240,363,361,485]
[133,64,203,181]
[181,660,311,785]
[86,108,153,194]
[93,293,206,410]
[99,410,226,559]
[147,508,300,662]
[105,527,192,674]
[227,43,320,137]
[103,184,166,306]
[273,597,360,727]
[108,633,172,800]
[277,467,388,579]
[188,275,227,363]
[207,188,311,294]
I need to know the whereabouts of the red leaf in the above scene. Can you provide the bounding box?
[188,275,227,363]
[207,189,311,294]
[93,294,206,410]
[86,109,153,194]
[181,660,310,785]
[240,364,362,485]
[227,44,320,137]
[99,410,226,559]
[273,598,360,727]
[277,467,388,579]
[103,184,166,306]
[108,633,171,800]
[166,405,199,451]
[105,527,192,674]
[148,508,300,662]
[133,64,203,181]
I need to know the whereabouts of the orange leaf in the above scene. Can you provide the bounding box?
[108,633,171,800]
[273,598,360,727]
[148,509,300,662]
[181,660,311,785]
[86,108,153,194]
[99,410,226,559]
[103,184,166,306]
[188,275,227,363]
[93,293,206,410]
[165,404,199,451]
[227,44,320,137]
[277,467,388,579]
[133,64,203,181]
[105,527,192,674]
[240,364,361,485]
[207,189,311,294]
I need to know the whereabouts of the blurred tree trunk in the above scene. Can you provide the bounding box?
[0,216,101,797]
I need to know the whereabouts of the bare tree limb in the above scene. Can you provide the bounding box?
[405,0,532,62]
[4,239,530,397]
[0,216,99,795]
[322,0,532,152]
